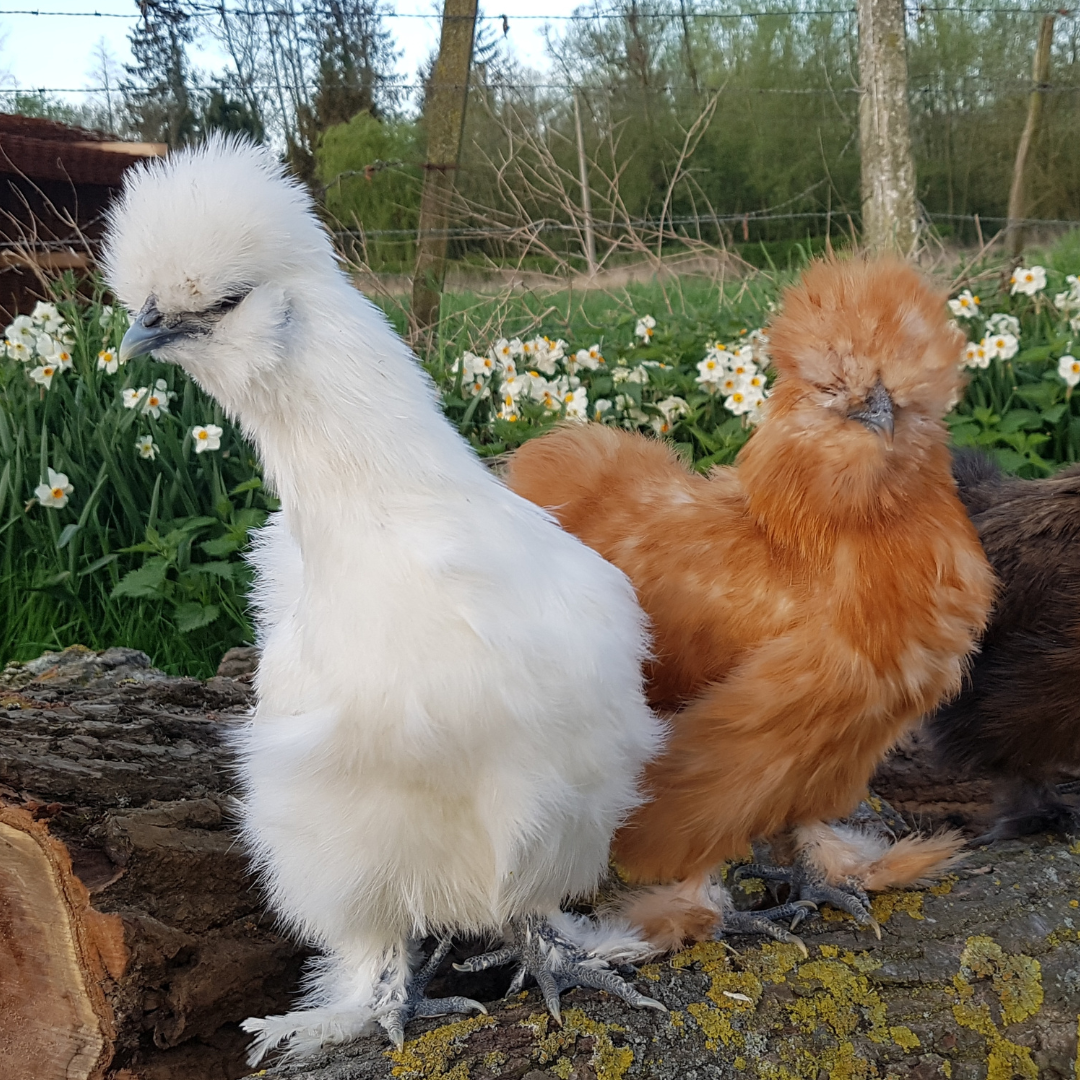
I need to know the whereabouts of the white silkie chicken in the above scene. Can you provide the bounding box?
[106,138,665,1063]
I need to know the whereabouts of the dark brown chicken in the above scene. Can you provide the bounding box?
[929,450,1080,840]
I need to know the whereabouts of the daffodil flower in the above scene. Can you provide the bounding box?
[35,467,73,509]
[1058,354,1080,388]
[192,424,223,453]
[986,332,1018,360]
[143,378,175,418]
[592,398,613,421]
[1010,265,1047,296]
[963,342,991,369]
[948,290,980,318]
[6,339,29,362]
[987,313,1021,338]
[98,349,121,374]
[634,315,656,341]
[5,314,36,349]
[29,363,57,388]
[562,386,589,421]
[135,435,159,460]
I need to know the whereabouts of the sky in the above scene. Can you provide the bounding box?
[0,0,571,105]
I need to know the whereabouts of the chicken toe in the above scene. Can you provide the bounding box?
[377,939,487,1050]
[455,916,664,1022]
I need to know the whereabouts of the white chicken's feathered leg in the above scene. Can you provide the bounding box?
[455,917,665,1022]
[242,937,485,1064]
[376,938,487,1049]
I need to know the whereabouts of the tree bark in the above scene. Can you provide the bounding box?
[1005,15,1055,259]
[0,646,305,1080]
[256,829,1080,1079]
[858,0,919,256]
[409,0,479,351]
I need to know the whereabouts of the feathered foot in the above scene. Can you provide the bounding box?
[733,853,881,937]
[719,900,812,956]
[971,778,1080,845]
[377,938,488,1050]
[454,916,666,1023]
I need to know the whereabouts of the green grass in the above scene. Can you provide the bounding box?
[4,240,1080,675]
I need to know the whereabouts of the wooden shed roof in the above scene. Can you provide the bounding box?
[0,114,165,188]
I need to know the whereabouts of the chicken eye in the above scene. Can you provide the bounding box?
[207,289,251,317]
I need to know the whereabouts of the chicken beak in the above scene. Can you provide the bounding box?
[850,380,895,449]
[119,298,190,363]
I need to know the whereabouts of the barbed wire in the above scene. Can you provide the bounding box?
[328,209,1079,240]
[0,3,1070,17]
[5,78,1078,94]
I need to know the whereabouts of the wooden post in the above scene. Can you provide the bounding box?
[857,0,919,255]
[410,0,479,350]
[573,92,598,277]
[1006,14,1055,259]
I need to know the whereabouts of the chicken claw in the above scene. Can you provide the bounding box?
[733,857,882,938]
[378,939,487,1050]
[455,916,665,1023]
[719,904,812,956]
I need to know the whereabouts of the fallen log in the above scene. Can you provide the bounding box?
[3,647,1078,1080]
[257,833,1080,1080]
[0,646,305,1080]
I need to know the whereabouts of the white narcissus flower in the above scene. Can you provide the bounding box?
[986,332,1019,360]
[122,387,145,410]
[6,339,29,362]
[696,356,725,384]
[562,386,589,421]
[142,378,175,418]
[192,424,224,453]
[492,339,515,368]
[99,304,114,327]
[1010,265,1047,296]
[6,314,36,349]
[963,341,991,369]
[501,374,529,401]
[35,467,73,509]
[948,290,980,318]
[656,395,690,421]
[634,315,656,341]
[53,345,74,371]
[97,349,121,374]
[725,389,752,416]
[1058,354,1080,388]
[29,362,57,388]
[986,313,1021,338]
[592,398,612,421]
[31,301,65,336]
[135,435,159,460]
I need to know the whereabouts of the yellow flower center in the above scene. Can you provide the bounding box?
[51,487,63,499]
[197,430,208,440]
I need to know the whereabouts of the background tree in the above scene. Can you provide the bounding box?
[123,0,200,148]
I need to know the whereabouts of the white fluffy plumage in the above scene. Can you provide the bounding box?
[103,138,664,1061]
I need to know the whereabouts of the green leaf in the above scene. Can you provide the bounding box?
[79,552,120,577]
[200,535,241,557]
[111,557,169,600]
[995,409,1042,434]
[229,477,262,496]
[194,560,237,581]
[175,602,220,633]
[56,523,80,550]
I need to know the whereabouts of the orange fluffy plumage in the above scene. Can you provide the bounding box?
[506,257,995,949]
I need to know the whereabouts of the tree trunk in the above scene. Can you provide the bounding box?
[1005,15,1055,259]
[409,0,479,352]
[0,646,305,1080]
[858,0,919,256]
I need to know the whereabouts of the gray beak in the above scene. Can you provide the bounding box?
[119,299,191,363]
[850,380,895,447]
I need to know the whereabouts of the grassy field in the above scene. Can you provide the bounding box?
[2,242,1078,676]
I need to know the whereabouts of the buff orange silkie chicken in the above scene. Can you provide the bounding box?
[506,257,995,950]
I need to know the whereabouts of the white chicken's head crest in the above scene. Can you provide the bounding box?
[105,135,327,318]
